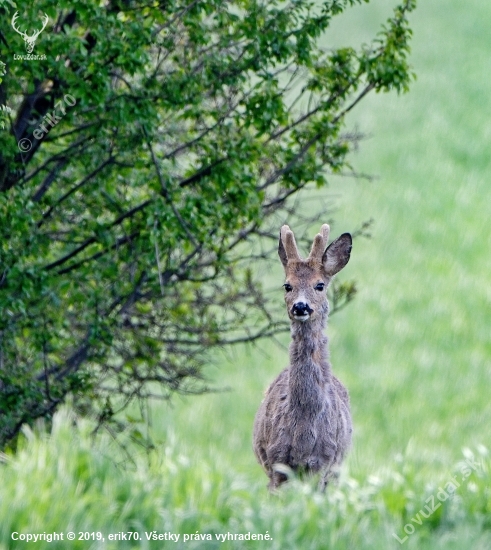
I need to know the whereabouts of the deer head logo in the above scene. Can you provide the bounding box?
[11,12,49,54]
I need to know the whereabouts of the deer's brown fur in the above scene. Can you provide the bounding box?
[253,224,353,491]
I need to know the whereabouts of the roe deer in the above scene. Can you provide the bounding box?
[253,224,352,491]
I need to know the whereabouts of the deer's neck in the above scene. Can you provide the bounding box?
[288,308,331,412]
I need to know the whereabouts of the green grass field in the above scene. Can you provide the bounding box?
[2,1,491,548]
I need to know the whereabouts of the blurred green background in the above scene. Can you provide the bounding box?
[1,0,491,548]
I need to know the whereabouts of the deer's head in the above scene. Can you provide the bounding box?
[279,224,352,322]
[11,12,49,54]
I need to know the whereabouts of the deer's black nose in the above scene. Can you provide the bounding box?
[292,302,313,316]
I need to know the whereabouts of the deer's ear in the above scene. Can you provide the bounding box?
[278,230,288,268]
[322,233,352,276]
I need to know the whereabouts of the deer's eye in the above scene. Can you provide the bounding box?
[315,282,325,291]
[283,283,293,292]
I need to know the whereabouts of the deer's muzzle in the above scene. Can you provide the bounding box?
[291,301,313,321]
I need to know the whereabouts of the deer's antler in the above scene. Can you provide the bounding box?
[11,12,49,39]
[307,224,330,261]
[36,13,49,38]
[11,12,28,39]
[280,225,301,262]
